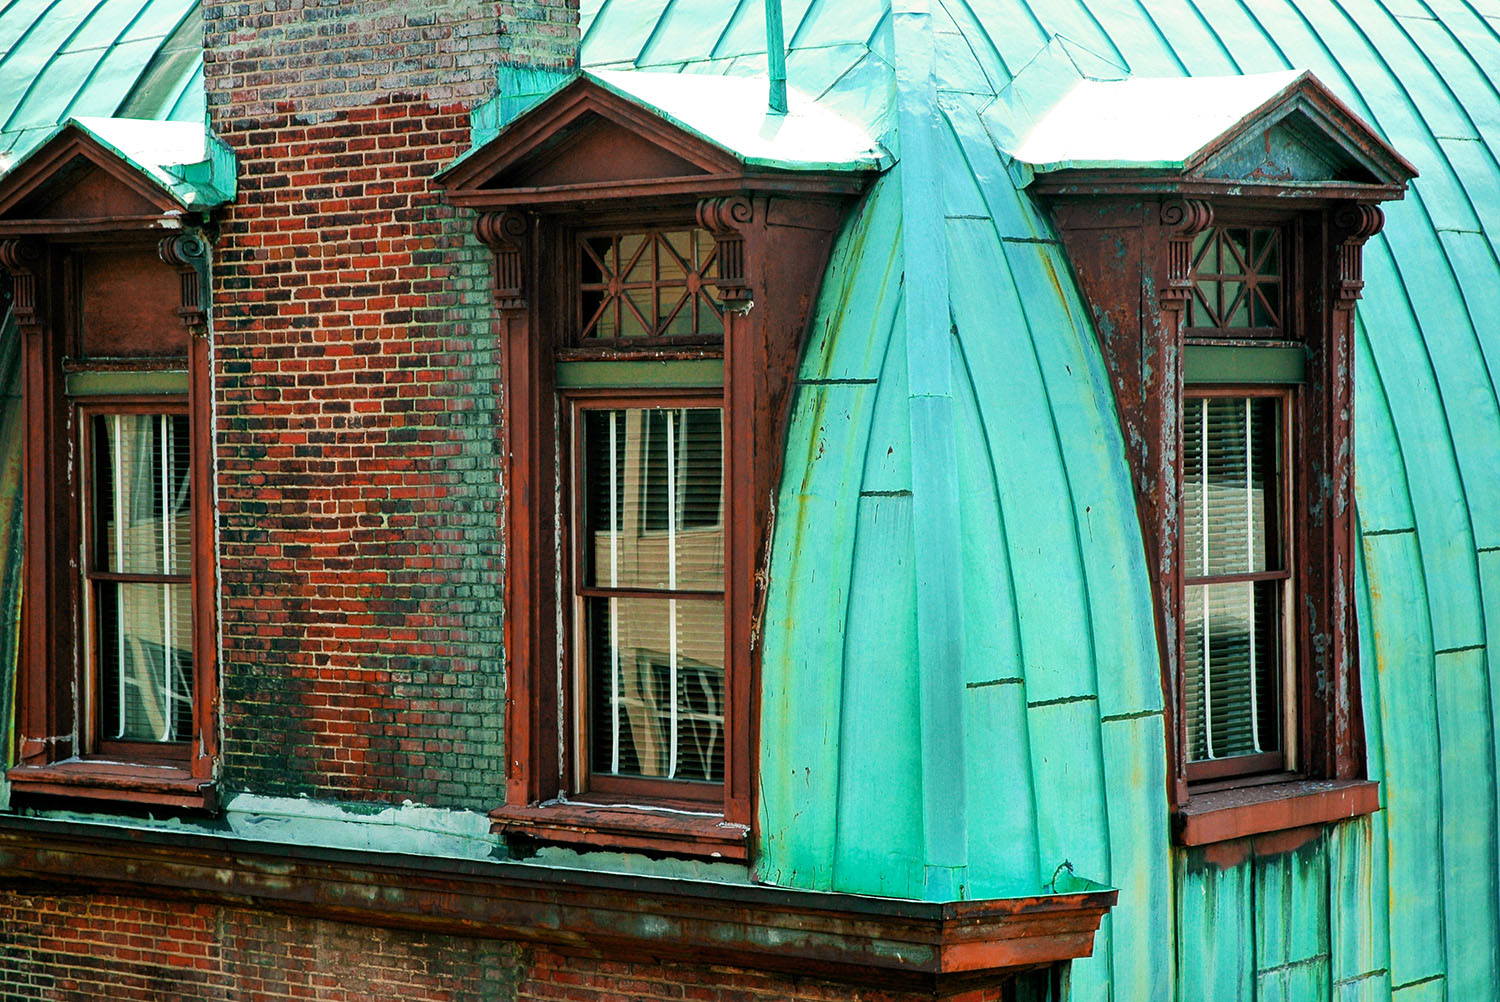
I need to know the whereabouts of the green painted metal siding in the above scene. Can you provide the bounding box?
[581,0,1500,997]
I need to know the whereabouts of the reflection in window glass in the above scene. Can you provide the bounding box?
[1182,396,1284,764]
[581,407,725,783]
[90,413,193,744]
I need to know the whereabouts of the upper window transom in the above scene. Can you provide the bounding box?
[1188,225,1284,333]
[579,227,723,342]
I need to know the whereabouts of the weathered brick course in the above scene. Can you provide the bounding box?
[202,0,577,804]
[0,893,1018,1002]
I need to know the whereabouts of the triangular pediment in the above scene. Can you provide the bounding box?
[0,127,183,226]
[440,77,746,206]
[1186,78,1416,187]
[487,109,716,190]
[440,72,883,209]
[1021,70,1417,198]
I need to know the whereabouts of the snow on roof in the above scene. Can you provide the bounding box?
[1011,70,1305,171]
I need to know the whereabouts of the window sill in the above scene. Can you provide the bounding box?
[491,801,749,861]
[7,760,215,810]
[1173,778,1378,846]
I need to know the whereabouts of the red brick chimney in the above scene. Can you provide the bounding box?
[200,1,579,803]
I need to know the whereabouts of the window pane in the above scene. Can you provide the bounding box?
[92,413,192,576]
[586,596,725,782]
[89,412,193,745]
[97,580,193,742]
[577,228,724,339]
[1182,396,1279,578]
[1188,225,1284,334]
[1184,580,1281,762]
[583,408,724,591]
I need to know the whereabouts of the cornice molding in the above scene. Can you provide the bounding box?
[0,817,1115,992]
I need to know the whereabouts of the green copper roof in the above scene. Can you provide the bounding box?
[0,0,213,206]
[581,0,1500,997]
[1010,69,1306,171]
[0,0,204,155]
[587,68,888,170]
[0,115,235,208]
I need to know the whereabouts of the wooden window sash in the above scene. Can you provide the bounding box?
[1182,386,1295,785]
[78,400,195,758]
[566,389,728,807]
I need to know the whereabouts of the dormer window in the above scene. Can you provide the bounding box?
[1029,70,1417,844]
[0,119,233,809]
[439,71,879,858]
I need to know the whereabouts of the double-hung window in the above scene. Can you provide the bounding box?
[439,73,866,857]
[83,407,196,755]
[1182,390,1289,780]
[0,156,218,808]
[1181,224,1297,785]
[575,399,725,799]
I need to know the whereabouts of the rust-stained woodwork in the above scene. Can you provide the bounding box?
[0,126,218,809]
[1048,195,1384,835]
[440,77,868,859]
[1034,76,1414,842]
[0,816,1115,992]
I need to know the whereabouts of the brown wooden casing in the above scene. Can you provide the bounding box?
[482,195,847,856]
[0,131,220,807]
[1048,195,1371,817]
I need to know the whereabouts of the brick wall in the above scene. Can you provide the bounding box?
[201,1,576,803]
[0,893,1021,1002]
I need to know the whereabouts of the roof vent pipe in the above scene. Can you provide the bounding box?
[766,0,788,114]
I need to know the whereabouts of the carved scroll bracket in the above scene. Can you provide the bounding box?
[477,211,530,312]
[696,195,754,312]
[1158,199,1214,308]
[1331,202,1384,310]
[0,238,44,327]
[158,231,212,332]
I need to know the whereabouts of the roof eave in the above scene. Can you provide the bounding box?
[1028,171,1409,203]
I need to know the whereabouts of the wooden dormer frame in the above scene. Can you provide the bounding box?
[440,75,873,859]
[0,124,219,809]
[1032,71,1416,845]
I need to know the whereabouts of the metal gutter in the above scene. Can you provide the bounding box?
[0,815,1116,990]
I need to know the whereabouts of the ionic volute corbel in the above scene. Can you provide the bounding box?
[476,211,530,311]
[1331,202,1384,310]
[696,195,754,312]
[0,238,44,327]
[1158,198,1214,307]
[158,230,212,332]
